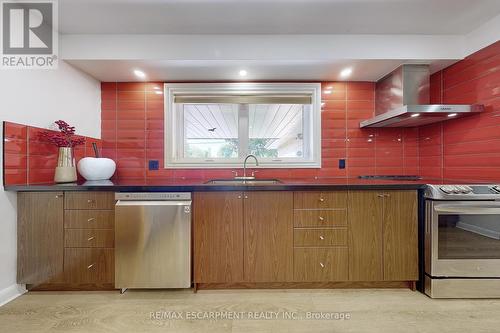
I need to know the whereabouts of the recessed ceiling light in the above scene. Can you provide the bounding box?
[239,70,248,77]
[410,113,420,118]
[448,113,458,117]
[326,86,333,89]
[323,90,332,94]
[321,102,326,107]
[153,86,160,90]
[340,67,353,78]
[155,91,163,95]
[133,69,146,78]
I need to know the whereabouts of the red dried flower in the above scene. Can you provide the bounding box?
[40,120,86,148]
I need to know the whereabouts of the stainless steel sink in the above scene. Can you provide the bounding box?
[205,179,282,185]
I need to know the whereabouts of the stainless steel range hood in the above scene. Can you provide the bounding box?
[359,65,484,128]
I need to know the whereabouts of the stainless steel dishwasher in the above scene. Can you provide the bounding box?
[115,192,191,292]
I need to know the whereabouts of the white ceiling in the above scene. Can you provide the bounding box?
[60,1,500,81]
[59,0,500,35]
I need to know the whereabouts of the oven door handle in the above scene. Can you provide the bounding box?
[434,204,500,214]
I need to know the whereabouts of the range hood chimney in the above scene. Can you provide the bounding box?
[359,64,484,128]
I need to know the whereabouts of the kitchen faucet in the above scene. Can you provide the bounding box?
[234,154,259,180]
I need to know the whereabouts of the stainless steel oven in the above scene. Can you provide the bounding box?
[424,185,500,298]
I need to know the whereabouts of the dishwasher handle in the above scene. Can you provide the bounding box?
[116,200,192,207]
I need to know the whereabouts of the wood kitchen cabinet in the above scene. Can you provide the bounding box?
[348,191,384,281]
[18,192,64,285]
[348,190,418,282]
[17,191,115,290]
[244,191,293,282]
[194,189,418,288]
[292,191,349,282]
[383,190,418,281]
[193,191,293,284]
[193,192,244,283]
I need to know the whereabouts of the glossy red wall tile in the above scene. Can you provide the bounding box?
[3,122,28,185]
[3,121,101,186]
[420,40,500,181]
[101,81,419,181]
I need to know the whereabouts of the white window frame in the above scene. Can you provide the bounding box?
[164,82,322,169]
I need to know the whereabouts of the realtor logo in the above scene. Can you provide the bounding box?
[1,0,58,69]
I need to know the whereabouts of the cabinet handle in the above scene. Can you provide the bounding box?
[87,264,94,269]
[55,194,62,198]
[87,199,95,204]
[319,235,325,240]
[319,197,325,202]
[377,193,384,198]
[319,262,325,268]
[237,195,242,199]
[244,195,248,199]
[384,193,391,197]
[87,237,95,241]
[318,216,324,221]
[87,218,95,222]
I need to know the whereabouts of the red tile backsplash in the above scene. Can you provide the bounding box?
[101,81,419,181]
[3,121,101,186]
[419,40,500,181]
[3,122,28,186]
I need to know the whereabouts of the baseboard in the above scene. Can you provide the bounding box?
[0,284,27,307]
[196,281,414,290]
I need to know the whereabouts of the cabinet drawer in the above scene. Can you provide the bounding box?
[294,209,347,227]
[64,248,114,284]
[65,192,115,210]
[294,228,348,247]
[294,192,347,209]
[64,229,114,248]
[65,210,114,229]
[294,248,348,282]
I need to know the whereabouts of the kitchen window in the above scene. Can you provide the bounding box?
[164,83,321,168]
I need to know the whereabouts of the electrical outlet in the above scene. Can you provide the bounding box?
[148,160,159,170]
[339,159,346,169]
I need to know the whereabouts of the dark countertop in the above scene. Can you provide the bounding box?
[3,177,439,192]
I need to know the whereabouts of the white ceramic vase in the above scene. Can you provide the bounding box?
[77,157,116,181]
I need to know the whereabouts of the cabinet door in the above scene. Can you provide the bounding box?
[348,191,383,281]
[244,191,293,282]
[193,192,244,283]
[18,192,64,284]
[383,190,418,281]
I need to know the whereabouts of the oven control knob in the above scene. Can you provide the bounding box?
[457,185,472,194]
[439,186,448,193]
[440,186,453,194]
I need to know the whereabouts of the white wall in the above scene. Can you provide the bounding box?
[464,13,500,55]
[0,60,101,306]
